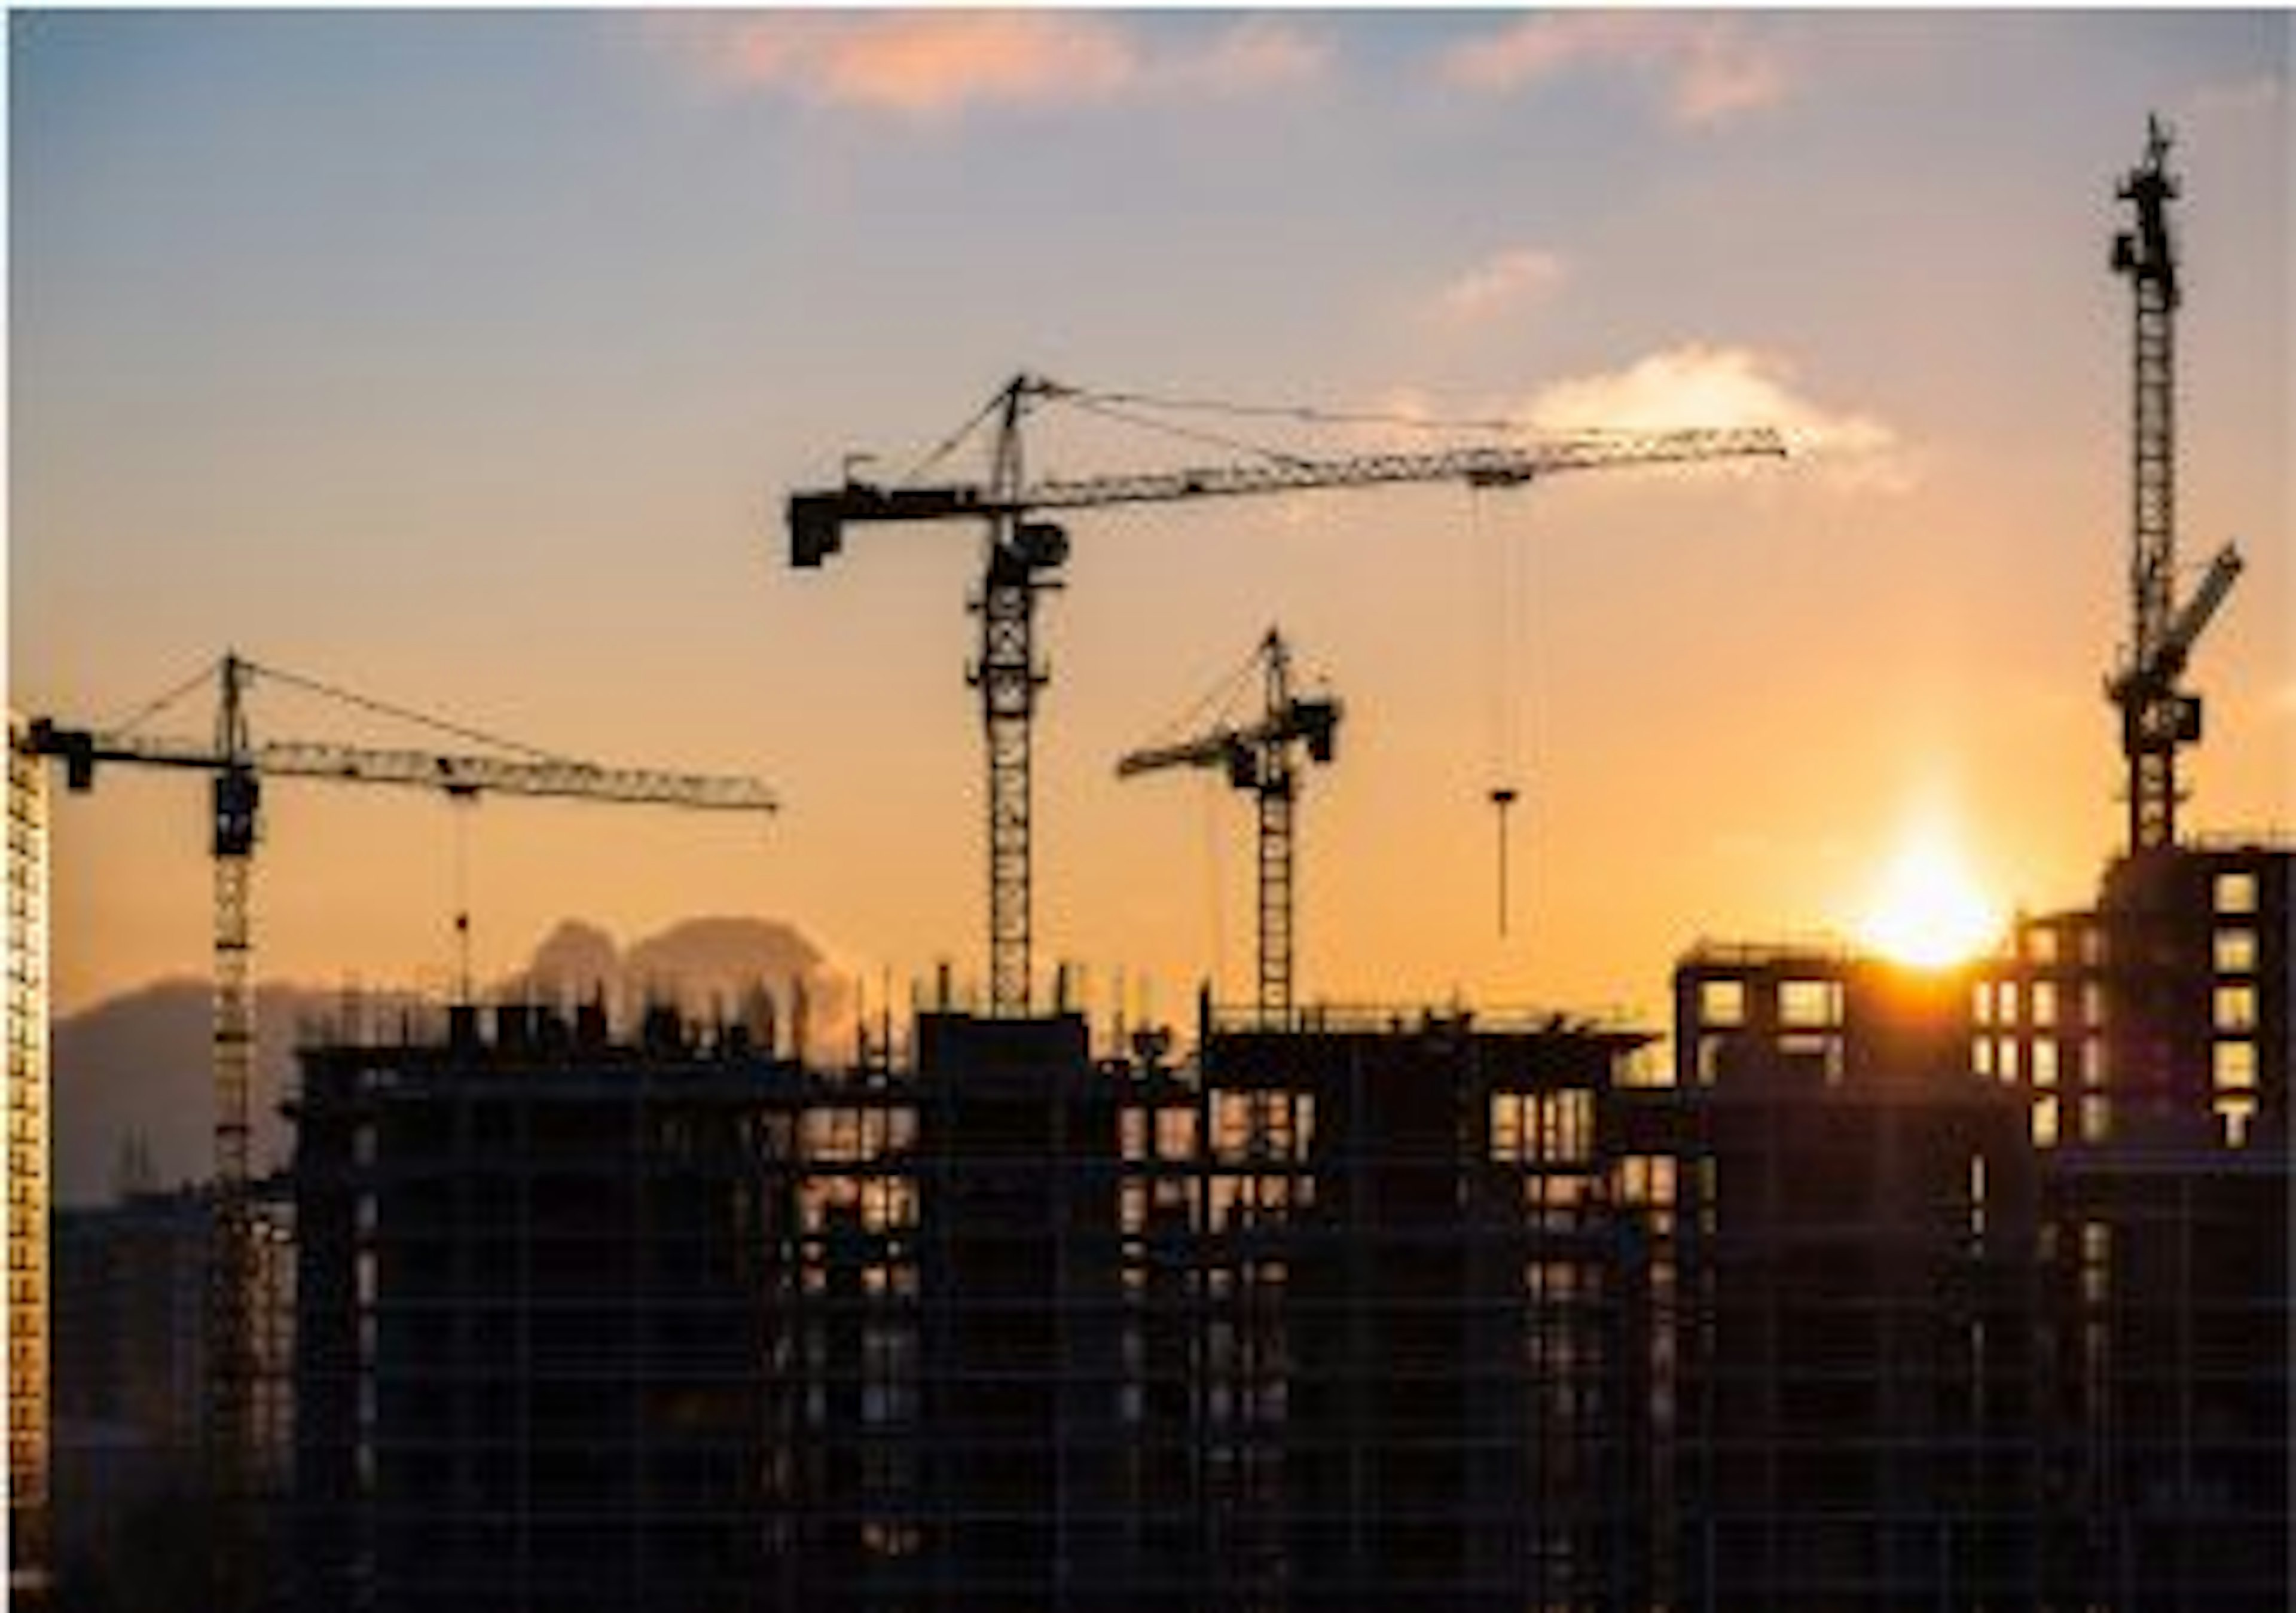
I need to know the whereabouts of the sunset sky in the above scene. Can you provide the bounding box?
[10,9,2289,1031]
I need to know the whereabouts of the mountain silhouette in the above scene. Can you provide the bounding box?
[52,915,853,1206]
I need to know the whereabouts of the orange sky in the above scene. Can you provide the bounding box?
[10,12,2289,1029]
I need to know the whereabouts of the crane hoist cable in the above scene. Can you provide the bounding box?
[448,790,478,1006]
[1202,765,1229,1005]
[1470,484,1528,939]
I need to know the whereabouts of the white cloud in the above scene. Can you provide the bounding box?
[1439,14,1790,127]
[1521,345,1912,491]
[1430,248,1568,326]
[1310,354,1902,494]
[665,12,1327,118]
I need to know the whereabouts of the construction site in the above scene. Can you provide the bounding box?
[7,109,2289,1613]
[267,833,2285,1613]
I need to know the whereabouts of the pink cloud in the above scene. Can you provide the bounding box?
[670,12,1326,118]
[1430,246,1568,325]
[1440,14,1790,127]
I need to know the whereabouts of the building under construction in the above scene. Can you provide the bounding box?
[1631,943,2047,1609]
[287,833,2288,1613]
[288,997,1660,1612]
[291,1000,805,1613]
[1626,837,2290,1612]
[1989,842,2290,1609]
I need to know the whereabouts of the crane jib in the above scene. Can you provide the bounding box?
[20,722,775,812]
[787,426,1788,568]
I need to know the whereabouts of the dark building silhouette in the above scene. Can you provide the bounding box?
[287,852,2288,1611]
[291,1002,804,1613]
[909,1011,1123,1609]
[1989,843,2290,1609]
[1200,1012,1649,1612]
[1631,840,2290,1612]
[1628,946,2044,1609]
[51,1187,208,1580]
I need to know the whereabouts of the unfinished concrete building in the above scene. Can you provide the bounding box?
[1629,946,2045,1611]
[290,1000,1666,1612]
[1197,1009,1653,1612]
[1987,842,2290,1610]
[289,881,2288,1613]
[291,1002,806,1613]
[1636,839,2291,1612]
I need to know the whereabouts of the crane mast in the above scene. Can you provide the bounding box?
[26,655,776,1611]
[2108,116,2240,853]
[972,380,1070,1020]
[209,654,258,1588]
[789,374,1786,1017]
[1118,628,1341,1019]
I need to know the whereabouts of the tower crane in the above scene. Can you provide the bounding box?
[2106,116,2242,853]
[786,373,1787,1016]
[22,651,777,1611]
[1117,628,1340,1021]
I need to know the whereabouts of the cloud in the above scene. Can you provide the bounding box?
[1439,14,1790,127]
[1519,344,1911,490]
[1430,247,1568,326]
[667,11,1327,117]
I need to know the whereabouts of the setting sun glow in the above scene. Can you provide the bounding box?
[1859,830,2005,969]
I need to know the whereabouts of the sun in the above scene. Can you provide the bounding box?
[1858,829,2005,969]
